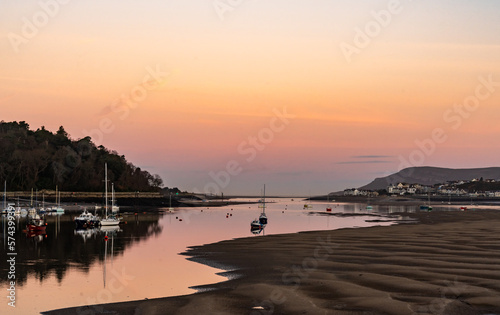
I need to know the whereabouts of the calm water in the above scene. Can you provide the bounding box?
[1,199,414,314]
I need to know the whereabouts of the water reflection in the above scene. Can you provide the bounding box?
[0,212,163,287]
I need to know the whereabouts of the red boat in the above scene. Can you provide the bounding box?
[25,229,46,238]
[27,214,47,232]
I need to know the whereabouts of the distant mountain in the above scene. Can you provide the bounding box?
[359,167,500,191]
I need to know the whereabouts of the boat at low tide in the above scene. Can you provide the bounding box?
[251,185,268,230]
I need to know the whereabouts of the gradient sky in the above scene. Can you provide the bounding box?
[1,0,500,195]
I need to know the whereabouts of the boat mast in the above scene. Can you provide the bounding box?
[263,184,266,214]
[3,180,6,210]
[105,163,108,218]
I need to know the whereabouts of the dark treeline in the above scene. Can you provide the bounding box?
[0,121,163,192]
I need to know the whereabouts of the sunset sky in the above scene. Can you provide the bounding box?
[1,0,500,195]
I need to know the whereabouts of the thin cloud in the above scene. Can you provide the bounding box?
[337,160,393,165]
[351,155,395,159]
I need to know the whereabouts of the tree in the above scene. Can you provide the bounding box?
[152,174,164,189]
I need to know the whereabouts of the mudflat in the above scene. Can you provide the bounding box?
[44,210,500,315]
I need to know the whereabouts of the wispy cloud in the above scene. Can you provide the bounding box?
[337,160,393,165]
[338,155,396,165]
[275,170,314,177]
[351,155,395,159]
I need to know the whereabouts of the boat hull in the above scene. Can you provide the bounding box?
[100,219,120,226]
[75,219,99,229]
[27,224,46,232]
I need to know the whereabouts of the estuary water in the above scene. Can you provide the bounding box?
[1,199,411,314]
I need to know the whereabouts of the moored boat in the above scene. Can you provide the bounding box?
[251,185,268,230]
[27,213,47,232]
[251,219,264,229]
[51,188,65,214]
[100,163,120,226]
[75,209,100,229]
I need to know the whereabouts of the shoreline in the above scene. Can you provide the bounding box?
[43,210,500,315]
[310,195,500,207]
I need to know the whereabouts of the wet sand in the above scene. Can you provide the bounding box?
[44,210,500,315]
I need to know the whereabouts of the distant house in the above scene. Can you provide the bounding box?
[387,185,401,195]
[344,189,378,197]
[406,186,417,194]
[344,189,359,196]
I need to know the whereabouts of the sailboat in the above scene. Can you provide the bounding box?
[366,194,373,210]
[100,163,120,226]
[303,193,313,209]
[168,193,174,213]
[2,181,15,215]
[51,186,65,214]
[251,185,268,230]
[326,193,332,212]
[420,192,433,211]
[111,183,119,214]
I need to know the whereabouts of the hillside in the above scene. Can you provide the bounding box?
[0,121,163,192]
[359,166,500,191]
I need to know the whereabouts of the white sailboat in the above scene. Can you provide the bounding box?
[168,193,174,213]
[51,186,65,214]
[111,183,119,214]
[100,163,120,226]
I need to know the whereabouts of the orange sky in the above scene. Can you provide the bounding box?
[1,1,500,195]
